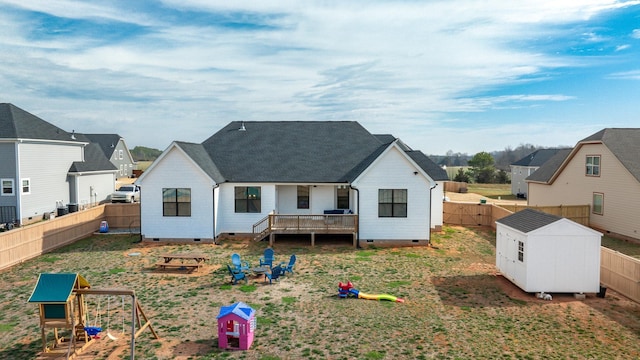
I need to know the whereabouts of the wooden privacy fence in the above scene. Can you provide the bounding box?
[600,247,640,303]
[0,203,140,272]
[444,181,468,193]
[443,202,590,229]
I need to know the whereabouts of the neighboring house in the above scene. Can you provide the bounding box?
[0,103,117,226]
[510,148,570,198]
[77,134,136,180]
[495,208,602,294]
[527,128,640,242]
[137,121,448,246]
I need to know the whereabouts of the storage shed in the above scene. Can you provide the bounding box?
[495,209,602,294]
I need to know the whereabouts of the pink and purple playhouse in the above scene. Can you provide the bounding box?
[216,302,256,350]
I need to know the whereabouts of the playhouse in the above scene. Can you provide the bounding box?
[216,302,256,350]
[495,209,602,295]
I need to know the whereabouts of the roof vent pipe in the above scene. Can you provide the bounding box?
[239,121,246,131]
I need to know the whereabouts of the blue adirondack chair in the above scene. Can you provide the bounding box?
[259,248,275,268]
[231,253,250,272]
[280,254,296,275]
[227,264,247,284]
[265,265,283,284]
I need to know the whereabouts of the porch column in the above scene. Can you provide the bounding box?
[352,232,357,248]
[311,232,315,247]
[269,233,274,247]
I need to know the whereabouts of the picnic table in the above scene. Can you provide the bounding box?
[156,253,210,272]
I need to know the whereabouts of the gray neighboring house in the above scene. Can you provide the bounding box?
[77,133,136,180]
[0,103,117,226]
[510,148,570,198]
[137,121,448,245]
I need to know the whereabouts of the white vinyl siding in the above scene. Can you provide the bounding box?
[354,146,432,241]
[139,147,215,240]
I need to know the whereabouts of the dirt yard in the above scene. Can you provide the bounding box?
[1,226,639,359]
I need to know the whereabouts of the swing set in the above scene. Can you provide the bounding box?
[28,273,159,360]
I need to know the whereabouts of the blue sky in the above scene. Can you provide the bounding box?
[1,1,639,155]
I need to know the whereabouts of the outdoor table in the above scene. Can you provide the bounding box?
[250,266,270,278]
[156,253,210,272]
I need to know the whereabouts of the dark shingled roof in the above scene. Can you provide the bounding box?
[78,133,123,159]
[512,148,571,167]
[196,121,445,183]
[527,128,640,184]
[582,128,640,183]
[0,103,76,142]
[174,142,225,183]
[201,121,387,183]
[495,208,562,233]
[526,148,572,183]
[406,151,449,181]
[69,143,118,173]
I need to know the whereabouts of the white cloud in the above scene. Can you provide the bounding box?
[1,0,639,154]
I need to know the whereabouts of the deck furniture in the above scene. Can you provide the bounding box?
[155,253,210,272]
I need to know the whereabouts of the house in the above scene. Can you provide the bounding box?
[527,128,640,242]
[136,121,448,246]
[495,209,602,294]
[510,148,570,198]
[0,103,117,226]
[77,134,136,180]
[216,302,256,350]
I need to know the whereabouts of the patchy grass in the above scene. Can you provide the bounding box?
[0,228,639,359]
[467,183,515,199]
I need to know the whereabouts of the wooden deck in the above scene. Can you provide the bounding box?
[253,214,358,246]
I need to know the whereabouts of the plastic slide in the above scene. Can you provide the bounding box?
[349,288,404,303]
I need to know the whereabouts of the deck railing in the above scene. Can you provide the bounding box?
[253,214,358,240]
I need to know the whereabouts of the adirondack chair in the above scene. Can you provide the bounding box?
[265,265,283,284]
[231,253,250,272]
[280,254,296,275]
[227,264,247,284]
[259,248,275,268]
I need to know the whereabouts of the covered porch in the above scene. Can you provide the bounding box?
[252,214,359,247]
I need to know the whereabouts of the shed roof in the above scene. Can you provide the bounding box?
[217,302,254,320]
[495,209,562,233]
[28,273,90,303]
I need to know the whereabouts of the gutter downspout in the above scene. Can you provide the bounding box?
[428,182,437,246]
[350,185,360,249]
[213,183,219,244]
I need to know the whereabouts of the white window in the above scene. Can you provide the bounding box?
[119,150,123,160]
[21,178,30,194]
[586,155,600,176]
[119,164,124,176]
[1,179,14,196]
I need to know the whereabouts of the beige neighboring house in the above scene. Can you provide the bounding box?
[526,128,640,242]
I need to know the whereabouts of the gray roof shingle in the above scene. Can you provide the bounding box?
[525,148,572,183]
[512,148,571,167]
[0,103,76,142]
[201,121,387,183]
[495,208,562,233]
[197,121,445,183]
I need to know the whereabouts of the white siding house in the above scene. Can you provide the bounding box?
[137,121,448,246]
[0,103,117,226]
[496,209,602,294]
